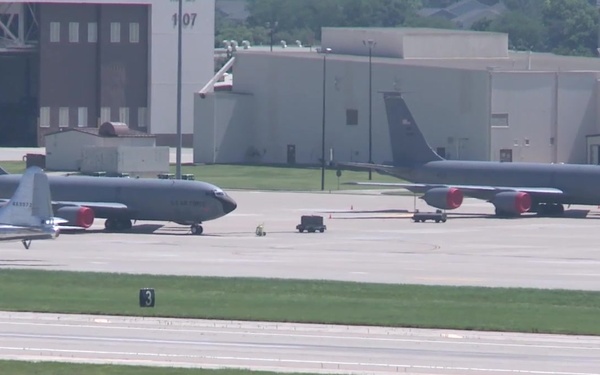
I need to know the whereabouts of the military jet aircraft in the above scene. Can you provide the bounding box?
[0,168,237,234]
[0,166,61,249]
[341,92,600,217]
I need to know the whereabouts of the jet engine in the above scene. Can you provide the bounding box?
[422,187,464,210]
[56,206,95,228]
[491,191,531,215]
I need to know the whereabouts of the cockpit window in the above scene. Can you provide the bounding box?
[212,188,225,197]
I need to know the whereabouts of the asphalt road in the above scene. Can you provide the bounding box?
[1,311,599,374]
[2,190,600,290]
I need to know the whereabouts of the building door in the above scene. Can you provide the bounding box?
[590,145,600,165]
[499,149,513,162]
[287,144,296,164]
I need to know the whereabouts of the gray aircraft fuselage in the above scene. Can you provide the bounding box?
[0,175,237,224]
[394,160,600,205]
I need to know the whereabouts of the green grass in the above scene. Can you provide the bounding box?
[1,269,600,335]
[171,164,401,190]
[0,160,27,174]
[0,361,291,375]
[0,160,402,191]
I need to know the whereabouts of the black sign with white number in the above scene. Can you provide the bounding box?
[139,288,155,308]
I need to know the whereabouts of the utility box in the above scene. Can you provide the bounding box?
[81,146,169,177]
[24,153,46,169]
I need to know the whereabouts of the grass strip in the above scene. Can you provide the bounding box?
[0,161,402,191]
[1,269,599,335]
[0,360,288,375]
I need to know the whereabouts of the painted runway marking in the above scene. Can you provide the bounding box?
[0,346,597,375]
[2,321,600,351]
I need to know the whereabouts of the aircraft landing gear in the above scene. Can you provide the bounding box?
[104,218,133,231]
[21,239,31,249]
[535,203,564,216]
[191,223,203,235]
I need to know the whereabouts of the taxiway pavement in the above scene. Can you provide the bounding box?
[1,311,599,375]
[2,190,600,290]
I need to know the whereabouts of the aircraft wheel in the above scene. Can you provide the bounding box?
[122,219,132,230]
[105,218,116,231]
[191,224,203,235]
[552,204,564,215]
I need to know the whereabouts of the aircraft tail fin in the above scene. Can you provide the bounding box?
[0,166,53,227]
[383,92,444,166]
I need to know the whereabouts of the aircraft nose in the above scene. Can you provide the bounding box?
[218,195,237,214]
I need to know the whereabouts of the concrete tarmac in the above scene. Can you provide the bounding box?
[0,311,599,375]
[2,190,600,290]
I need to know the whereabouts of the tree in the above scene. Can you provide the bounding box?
[489,11,545,51]
[542,0,599,56]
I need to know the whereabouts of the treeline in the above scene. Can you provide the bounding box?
[216,0,600,57]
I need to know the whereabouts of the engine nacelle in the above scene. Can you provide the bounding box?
[422,187,463,210]
[492,191,531,214]
[56,206,95,228]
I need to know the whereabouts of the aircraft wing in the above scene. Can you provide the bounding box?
[336,162,396,174]
[52,201,129,214]
[344,181,564,199]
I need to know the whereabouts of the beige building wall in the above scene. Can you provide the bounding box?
[196,52,491,165]
[490,72,556,163]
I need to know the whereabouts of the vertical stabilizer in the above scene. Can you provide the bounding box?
[383,92,443,166]
[0,167,51,227]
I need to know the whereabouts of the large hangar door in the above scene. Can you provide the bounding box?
[0,53,39,146]
[0,3,39,146]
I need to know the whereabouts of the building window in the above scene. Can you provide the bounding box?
[59,107,69,128]
[138,107,147,128]
[100,107,111,124]
[77,107,88,127]
[39,107,50,128]
[50,22,60,42]
[69,22,79,43]
[129,22,139,43]
[87,22,97,43]
[110,22,120,43]
[119,107,129,125]
[491,113,509,128]
[346,109,358,126]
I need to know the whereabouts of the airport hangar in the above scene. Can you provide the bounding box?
[194,27,600,167]
[0,0,214,147]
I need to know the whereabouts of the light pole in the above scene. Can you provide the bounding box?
[266,21,278,52]
[175,0,183,179]
[321,47,332,191]
[363,39,376,180]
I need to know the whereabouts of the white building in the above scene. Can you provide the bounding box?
[194,28,600,166]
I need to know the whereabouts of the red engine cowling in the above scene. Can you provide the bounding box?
[492,191,531,214]
[422,187,464,210]
[56,206,95,228]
